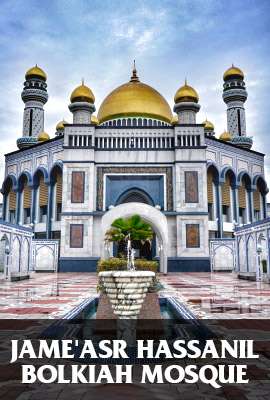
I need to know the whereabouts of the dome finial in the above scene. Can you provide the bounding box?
[185,77,187,86]
[130,59,139,82]
[82,78,85,85]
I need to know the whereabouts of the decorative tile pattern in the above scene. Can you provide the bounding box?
[96,167,173,210]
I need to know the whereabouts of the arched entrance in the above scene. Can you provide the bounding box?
[100,203,168,273]
[0,234,10,275]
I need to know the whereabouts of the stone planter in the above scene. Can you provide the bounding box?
[98,271,155,319]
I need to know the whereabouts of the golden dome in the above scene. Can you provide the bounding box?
[91,115,99,125]
[25,65,47,80]
[37,131,50,142]
[97,64,172,124]
[56,119,67,131]
[174,80,199,104]
[171,114,179,125]
[203,119,214,130]
[70,81,95,104]
[219,131,232,141]
[223,64,244,80]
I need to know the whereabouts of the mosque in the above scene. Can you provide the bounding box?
[0,63,268,272]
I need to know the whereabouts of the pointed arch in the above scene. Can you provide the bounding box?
[116,187,155,206]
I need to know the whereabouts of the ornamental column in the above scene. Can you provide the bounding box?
[46,183,54,239]
[216,183,223,238]
[248,188,255,223]
[232,184,239,224]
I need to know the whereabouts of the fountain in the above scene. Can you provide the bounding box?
[99,270,155,319]
[99,237,154,319]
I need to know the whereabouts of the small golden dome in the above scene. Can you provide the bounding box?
[97,63,172,124]
[70,81,95,104]
[223,64,244,80]
[37,131,50,142]
[91,115,99,125]
[56,120,67,131]
[174,80,199,104]
[25,65,47,80]
[219,131,232,141]
[171,114,179,125]
[203,119,214,130]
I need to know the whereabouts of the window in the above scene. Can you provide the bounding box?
[237,109,242,136]
[71,171,85,203]
[23,208,31,224]
[186,224,200,248]
[222,205,231,223]
[39,205,47,223]
[254,210,260,221]
[208,203,214,220]
[9,210,15,224]
[56,203,62,221]
[70,224,84,248]
[239,207,246,225]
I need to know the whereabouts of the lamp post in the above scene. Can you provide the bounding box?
[256,244,263,282]
[4,240,10,280]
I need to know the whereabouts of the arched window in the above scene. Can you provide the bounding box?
[221,170,236,224]
[238,174,251,225]
[116,189,154,206]
[50,165,63,223]
[133,118,137,126]
[18,174,32,225]
[2,177,16,223]
[253,177,267,221]
[207,165,219,225]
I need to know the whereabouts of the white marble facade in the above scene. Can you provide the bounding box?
[1,65,268,272]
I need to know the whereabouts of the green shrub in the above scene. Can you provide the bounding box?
[97,257,158,273]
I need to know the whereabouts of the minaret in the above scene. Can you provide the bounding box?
[223,65,252,149]
[69,80,95,124]
[173,79,200,123]
[203,119,215,137]
[17,65,48,149]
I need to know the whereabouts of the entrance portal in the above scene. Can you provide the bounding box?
[101,203,168,273]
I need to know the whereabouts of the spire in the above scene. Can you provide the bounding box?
[82,78,85,86]
[185,77,187,86]
[130,60,139,82]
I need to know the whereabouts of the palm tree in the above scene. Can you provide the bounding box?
[105,214,153,245]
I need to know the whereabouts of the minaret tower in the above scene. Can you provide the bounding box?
[69,80,95,123]
[17,65,48,149]
[222,65,252,149]
[173,79,200,123]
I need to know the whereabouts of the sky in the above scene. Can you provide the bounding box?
[0,0,270,196]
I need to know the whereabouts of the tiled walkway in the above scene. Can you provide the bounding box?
[0,272,270,318]
[0,273,98,318]
[161,272,270,318]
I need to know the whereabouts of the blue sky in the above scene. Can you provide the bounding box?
[0,0,270,192]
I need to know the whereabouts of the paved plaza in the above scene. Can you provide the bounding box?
[0,272,270,318]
